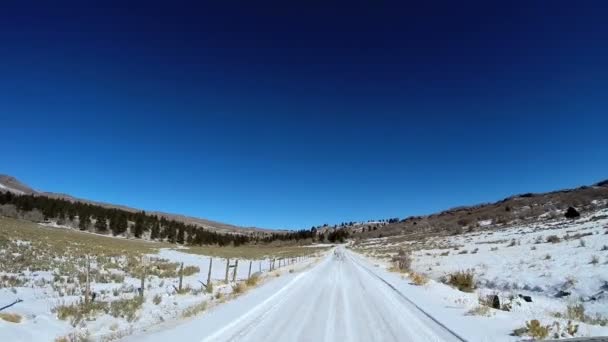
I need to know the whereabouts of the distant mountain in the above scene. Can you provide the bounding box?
[0,174,281,235]
[0,175,37,194]
[347,179,608,238]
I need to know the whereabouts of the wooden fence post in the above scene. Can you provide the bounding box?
[140,256,147,298]
[232,260,239,283]
[248,260,252,280]
[225,259,230,283]
[178,262,184,291]
[207,258,213,287]
[84,255,90,305]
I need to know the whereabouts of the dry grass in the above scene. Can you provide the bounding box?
[232,282,247,294]
[466,305,492,317]
[512,319,550,339]
[53,301,109,326]
[181,301,208,318]
[410,272,429,286]
[246,274,260,287]
[445,270,475,292]
[553,304,608,326]
[183,245,328,259]
[590,255,600,265]
[0,312,22,323]
[182,265,200,276]
[109,297,144,322]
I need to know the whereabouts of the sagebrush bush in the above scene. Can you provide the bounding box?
[513,319,549,339]
[466,305,491,317]
[526,319,549,339]
[566,304,586,321]
[182,265,200,277]
[446,270,475,292]
[54,301,108,326]
[546,235,561,243]
[246,275,259,287]
[152,294,162,305]
[232,282,247,294]
[590,255,599,265]
[181,301,207,318]
[0,312,22,323]
[410,272,428,286]
[391,249,412,272]
[176,285,192,295]
[109,297,144,322]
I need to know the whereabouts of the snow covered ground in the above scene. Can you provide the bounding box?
[3,209,608,341]
[126,248,484,342]
[0,218,324,342]
[354,208,608,339]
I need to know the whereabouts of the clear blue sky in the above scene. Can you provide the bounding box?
[1,1,607,229]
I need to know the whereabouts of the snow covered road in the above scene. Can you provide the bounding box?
[130,247,466,342]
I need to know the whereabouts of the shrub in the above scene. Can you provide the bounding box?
[446,270,475,292]
[182,266,200,277]
[152,294,162,305]
[545,254,551,260]
[109,297,144,322]
[176,285,192,295]
[513,320,549,339]
[54,301,108,326]
[565,207,580,219]
[410,272,428,286]
[181,301,207,318]
[0,312,22,323]
[590,255,599,265]
[466,305,491,316]
[391,249,412,272]
[567,320,579,336]
[527,319,549,339]
[546,235,561,243]
[579,239,586,247]
[246,275,259,287]
[232,282,247,294]
[206,281,214,294]
[566,304,586,321]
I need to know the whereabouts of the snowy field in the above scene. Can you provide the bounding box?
[353,208,608,340]
[0,217,325,342]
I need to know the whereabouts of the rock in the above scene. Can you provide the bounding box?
[518,294,532,302]
[491,295,500,309]
[586,290,606,302]
[555,290,571,298]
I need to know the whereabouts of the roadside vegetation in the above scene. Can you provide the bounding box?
[0,216,326,341]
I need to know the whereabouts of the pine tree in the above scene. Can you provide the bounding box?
[150,222,160,240]
[95,215,107,232]
[110,213,128,236]
[79,214,89,230]
[132,216,145,238]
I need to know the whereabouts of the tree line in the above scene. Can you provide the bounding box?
[0,191,338,246]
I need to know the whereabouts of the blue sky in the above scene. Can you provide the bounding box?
[1,1,607,229]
